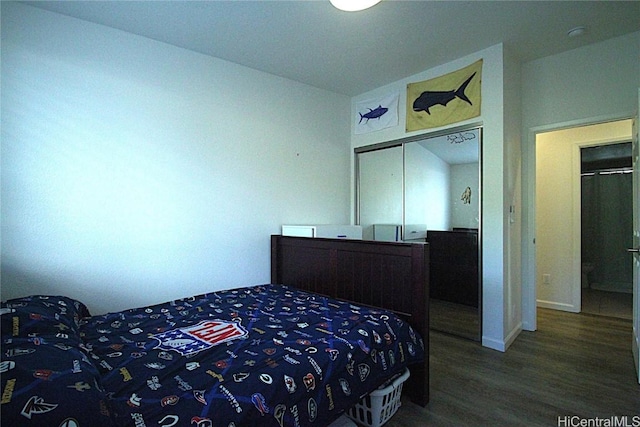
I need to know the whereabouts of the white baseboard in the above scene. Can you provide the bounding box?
[537,299,579,313]
[482,336,506,352]
[482,323,522,352]
[504,322,523,349]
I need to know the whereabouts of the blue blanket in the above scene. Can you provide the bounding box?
[2,284,424,426]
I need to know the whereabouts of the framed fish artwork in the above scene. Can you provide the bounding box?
[355,92,399,134]
[406,59,482,132]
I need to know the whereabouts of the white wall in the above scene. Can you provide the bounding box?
[536,120,632,312]
[502,46,523,347]
[351,44,519,351]
[522,31,640,329]
[522,32,640,130]
[0,3,351,314]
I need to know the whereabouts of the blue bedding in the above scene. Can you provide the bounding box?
[2,284,424,426]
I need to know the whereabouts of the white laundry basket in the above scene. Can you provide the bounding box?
[345,368,410,427]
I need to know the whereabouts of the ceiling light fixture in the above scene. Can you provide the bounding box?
[330,0,382,12]
[567,26,586,38]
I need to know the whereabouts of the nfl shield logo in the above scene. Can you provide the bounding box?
[152,320,248,356]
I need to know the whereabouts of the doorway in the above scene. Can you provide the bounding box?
[534,119,633,316]
[580,143,633,319]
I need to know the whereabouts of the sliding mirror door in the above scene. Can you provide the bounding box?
[406,129,481,340]
[357,145,403,241]
[356,127,482,341]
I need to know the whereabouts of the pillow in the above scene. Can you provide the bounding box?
[1,296,115,426]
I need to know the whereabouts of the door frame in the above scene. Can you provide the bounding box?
[632,88,640,383]
[571,136,633,313]
[522,113,635,331]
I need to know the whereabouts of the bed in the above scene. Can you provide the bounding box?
[1,235,429,426]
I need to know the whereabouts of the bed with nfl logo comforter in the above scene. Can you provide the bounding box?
[1,283,424,426]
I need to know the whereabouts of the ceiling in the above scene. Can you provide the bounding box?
[21,1,640,96]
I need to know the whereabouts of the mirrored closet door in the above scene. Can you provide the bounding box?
[356,127,482,341]
[358,145,403,241]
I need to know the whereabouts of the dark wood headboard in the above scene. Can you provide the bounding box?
[271,235,429,406]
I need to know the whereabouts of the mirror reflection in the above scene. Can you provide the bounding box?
[356,128,481,341]
[358,145,403,241]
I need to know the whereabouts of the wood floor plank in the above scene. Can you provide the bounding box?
[387,308,640,426]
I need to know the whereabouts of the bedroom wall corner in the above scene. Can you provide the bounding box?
[0,2,351,314]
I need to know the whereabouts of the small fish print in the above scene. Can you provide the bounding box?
[461,187,472,204]
[412,72,476,115]
[359,105,388,123]
[447,131,476,144]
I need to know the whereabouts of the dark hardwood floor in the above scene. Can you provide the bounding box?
[430,299,480,341]
[389,308,640,426]
[582,288,632,320]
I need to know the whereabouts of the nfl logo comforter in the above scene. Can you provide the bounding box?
[1,284,424,427]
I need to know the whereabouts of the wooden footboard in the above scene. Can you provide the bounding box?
[271,235,429,406]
